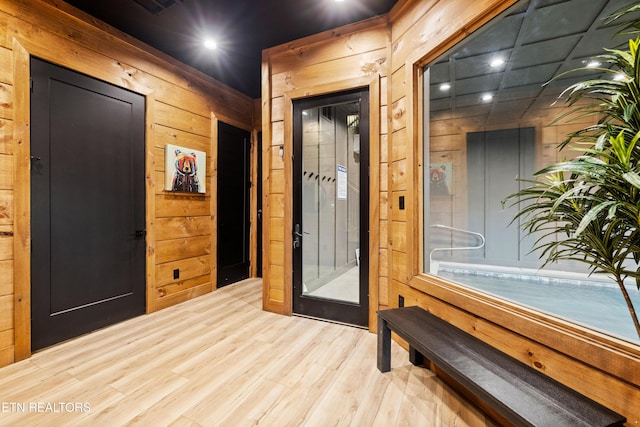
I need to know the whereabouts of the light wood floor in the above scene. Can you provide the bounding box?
[0,279,497,427]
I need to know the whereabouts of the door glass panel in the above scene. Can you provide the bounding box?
[300,101,360,303]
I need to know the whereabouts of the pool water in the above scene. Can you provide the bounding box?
[436,267,640,343]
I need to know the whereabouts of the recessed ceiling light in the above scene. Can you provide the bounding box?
[204,39,218,50]
[481,93,493,102]
[490,58,505,68]
[586,60,600,68]
[440,83,451,91]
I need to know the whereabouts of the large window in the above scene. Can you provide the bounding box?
[424,0,640,343]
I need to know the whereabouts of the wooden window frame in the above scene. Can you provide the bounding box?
[399,0,640,404]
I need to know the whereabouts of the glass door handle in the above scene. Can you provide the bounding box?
[293,224,302,248]
[294,224,310,236]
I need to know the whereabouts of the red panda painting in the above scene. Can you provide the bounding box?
[165,144,206,194]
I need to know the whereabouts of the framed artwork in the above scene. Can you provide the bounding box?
[429,162,452,196]
[164,144,206,194]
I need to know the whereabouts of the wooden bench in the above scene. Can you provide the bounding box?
[377,306,626,427]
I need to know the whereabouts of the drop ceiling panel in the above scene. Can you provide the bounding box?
[510,35,580,69]
[430,98,452,112]
[430,61,451,84]
[455,74,504,96]
[455,14,523,58]
[496,84,544,102]
[454,50,512,80]
[455,93,494,108]
[502,63,560,88]
[491,98,535,114]
[571,27,630,58]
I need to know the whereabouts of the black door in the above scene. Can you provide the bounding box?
[293,89,369,327]
[257,131,263,277]
[217,122,250,287]
[30,58,146,351]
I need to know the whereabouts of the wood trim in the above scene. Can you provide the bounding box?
[283,74,381,326]
[368,75,381,332]
[208,113,253,134]
[403,45,431,280]
[416,0,518,70]
[145,95,157,314]
[403,55,419,281]
[416,67,424,273]
[284,76,377,103]
[207,113,255,281]
[249,128,258,278]
[12,39,30,361]
[409,273,640,384]
[282,93,294,316]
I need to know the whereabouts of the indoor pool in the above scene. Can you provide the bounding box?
[435,263,640,343]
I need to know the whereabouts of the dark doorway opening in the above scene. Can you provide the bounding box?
[30,58,146,351]
[257,131,263,277]
[217,122,251,287]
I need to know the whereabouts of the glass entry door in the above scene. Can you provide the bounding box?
[293,90,369,327]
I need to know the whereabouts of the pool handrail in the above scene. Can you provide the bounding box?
[429,224,486,274]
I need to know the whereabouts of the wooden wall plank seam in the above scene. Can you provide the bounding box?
[12,39,30,362]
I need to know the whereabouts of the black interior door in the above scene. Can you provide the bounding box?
[30,58,146,351]
[217,122,250,287]
[257,131,263,277]
[292,89,369,327]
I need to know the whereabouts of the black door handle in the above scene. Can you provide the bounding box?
[131,229,146,239]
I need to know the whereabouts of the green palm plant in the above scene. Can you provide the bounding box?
[503,4,640,340]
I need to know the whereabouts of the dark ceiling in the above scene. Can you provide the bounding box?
[64,0,398,98]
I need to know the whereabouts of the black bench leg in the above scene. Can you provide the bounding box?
[377,315,391,372]
[409,346,425,367]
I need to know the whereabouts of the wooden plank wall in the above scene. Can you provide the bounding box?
[263,0,640,422]
[261,16,390,318]
[0,0,255,365]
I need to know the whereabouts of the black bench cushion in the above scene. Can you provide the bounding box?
[378,306,626,427]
